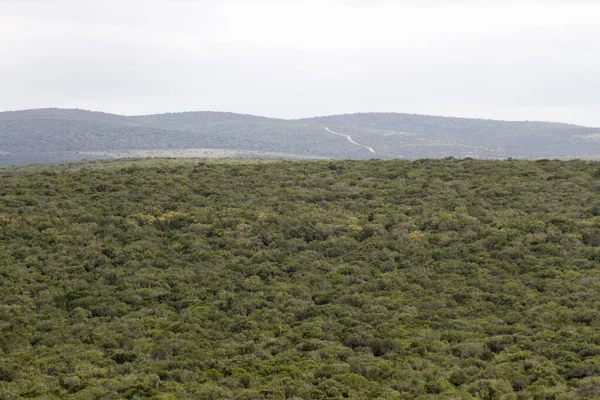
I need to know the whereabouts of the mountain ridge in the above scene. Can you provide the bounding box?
[1,108,599,166]
[2,107,596,127]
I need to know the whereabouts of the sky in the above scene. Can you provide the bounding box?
[1,0,600,126]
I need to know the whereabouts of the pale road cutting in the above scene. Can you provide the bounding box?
[325,127,376,154]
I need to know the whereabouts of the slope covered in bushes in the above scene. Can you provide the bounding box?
[2,108,600,165]
[1,158,600,399]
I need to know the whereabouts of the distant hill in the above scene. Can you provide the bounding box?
[1,108,599,165]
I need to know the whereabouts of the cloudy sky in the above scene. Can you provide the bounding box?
[1,0,599,126]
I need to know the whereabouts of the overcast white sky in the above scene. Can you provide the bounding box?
[1,0,599,125]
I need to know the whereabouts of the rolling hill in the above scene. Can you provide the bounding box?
[1,108,599,166]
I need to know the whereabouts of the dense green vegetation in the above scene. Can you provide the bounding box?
[1,158,600,399]
[2,108,599,166]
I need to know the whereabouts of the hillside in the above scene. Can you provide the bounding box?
[1,109,599,166]
[305,113,600,159]
[1,158,600,398]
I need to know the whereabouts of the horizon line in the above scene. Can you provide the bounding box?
[0,106,596,128]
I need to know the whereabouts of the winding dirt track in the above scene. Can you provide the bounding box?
[325,127,376,153]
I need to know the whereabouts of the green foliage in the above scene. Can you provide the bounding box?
[1,158,600,399]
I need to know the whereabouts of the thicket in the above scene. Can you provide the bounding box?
[1,158,600,399]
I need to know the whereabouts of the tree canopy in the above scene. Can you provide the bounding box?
[1,158,600,399]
